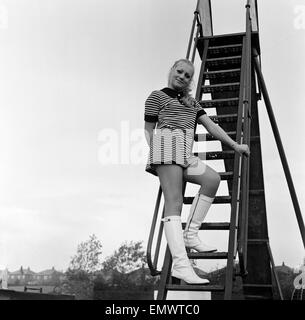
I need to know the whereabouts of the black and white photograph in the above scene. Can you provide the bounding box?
[0,0,304,305]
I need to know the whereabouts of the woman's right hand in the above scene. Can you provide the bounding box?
[233,143,250,157]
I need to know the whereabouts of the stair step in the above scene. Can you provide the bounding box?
[209,114,238,123]
[206,56,242,68]
[197,33,244,57]
[200,98,239,108]
[244,294,272,300]
[204,68,241,80]
[166,284,225,292]
[213,196,233,204]
[194,150,235,160]
[202,82,240,94]
[188,252,228,259]
[184,196,232,204]
[243,284,273,288]
[195,131,236,141]
[209,44,243,50]
[203,33,244,45]
[208,44,242,58]
[247,238,269,244]
[219,171,234,180]
[182,222,230,230]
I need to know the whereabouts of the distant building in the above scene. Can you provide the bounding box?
[35,267,65,284]
[8,266,35,285]
[275,262,293,275]
[4,266,64,286]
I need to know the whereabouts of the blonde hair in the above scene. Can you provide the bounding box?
[168,59,196,107]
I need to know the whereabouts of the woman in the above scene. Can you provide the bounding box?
[144,59,250,284]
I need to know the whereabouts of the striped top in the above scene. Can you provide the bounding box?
[144,87,206,130]
[144,87,207,176]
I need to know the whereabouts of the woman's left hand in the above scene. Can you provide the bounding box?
[233,143,250,157]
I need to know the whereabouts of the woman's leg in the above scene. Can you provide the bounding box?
[155,164,184,217]
[183,159,221,197]
[182,159,221,252]
[155,164,209,284]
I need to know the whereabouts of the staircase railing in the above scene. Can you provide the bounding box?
[224,0,255,299]
[252,49,305,249]
[186,0,213,62]
[239,0,287,300]
[223,33,249,300]
[186,8,200,62]
[236,0,252,277]
[146,186,163,276]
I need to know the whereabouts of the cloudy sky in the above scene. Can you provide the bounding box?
[0,0,304,273]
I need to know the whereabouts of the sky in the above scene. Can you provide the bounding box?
[0,0,304,273]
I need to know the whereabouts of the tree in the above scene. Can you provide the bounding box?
[69,234,103,273]
[102,240,146,274]
[60,234,103,299]
[101,241,146,288]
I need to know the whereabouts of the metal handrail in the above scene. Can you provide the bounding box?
[267,241,284,300]
[146,186,163,276]
[186,11,203,63]
[191,21,202,63]
[252,49,305,248]
[186,0,213,62]
[249,0,259,33]
[224,34,249,299]
[186,10,199,60]
[237,1,252,276]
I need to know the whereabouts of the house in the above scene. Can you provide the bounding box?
[8,267,36,285]
[6,266,64,286]
[35,267,65,284]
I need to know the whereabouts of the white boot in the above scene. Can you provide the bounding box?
[183,193,217,253]
[162,215,209,285]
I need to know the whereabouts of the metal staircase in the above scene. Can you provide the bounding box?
[146,0,304,300]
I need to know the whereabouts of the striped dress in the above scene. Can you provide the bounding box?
[144,87,206,176]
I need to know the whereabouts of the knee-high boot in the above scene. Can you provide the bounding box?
[183,193,217,253]
[162,215,209,284]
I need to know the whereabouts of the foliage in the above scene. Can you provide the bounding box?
[61,237,156,299]
[101,241,147,289]
[60,275,94,300]
[60,234,103,299]
[102,240,146,274]
[69,234,103,273]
